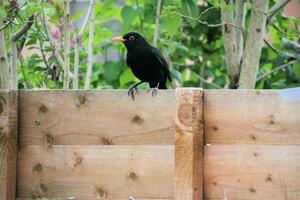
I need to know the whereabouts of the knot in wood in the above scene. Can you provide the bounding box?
[101,137,113,145]
[39,183,48,193]
[35,120,40,126]
[96,187,107,198]
[131,115,143,125]
[38,104,48,113]
[178,103,194,127]
[76,95,86,108]
[128,172,138,181]
[33,163,43,172]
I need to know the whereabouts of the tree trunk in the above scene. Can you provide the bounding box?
[221,0,239,88]
[238,0,269,89]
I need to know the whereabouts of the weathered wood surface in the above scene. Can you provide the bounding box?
[19,90,175,145]
[204,90,300,145]
[175,88,203,200]
[0,90,18,200]
[204,145,300,200]
[17,145,174,199]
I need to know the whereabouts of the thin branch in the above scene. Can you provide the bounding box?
[268,18,299,37]
[192,71,222,89]
[63,0,71,89]
[78,0,95,37]
[267,0,291,21]
[256,60,296,82]
[39,14,74,79]
[0,19,9,89]
[235,0,246,66]
[10,24,18,89]
[40,14,64,68]
[263,38,279,54]
[173,11,243,32]
[84,3,95,89]
[73,29,79,89]
[0,1,27,31]
[153,0,162,47]
[12,14,35,41]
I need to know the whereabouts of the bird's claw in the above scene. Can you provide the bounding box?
[128,86,139,100]
[147,87,158,97]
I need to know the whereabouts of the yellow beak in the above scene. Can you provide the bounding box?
[113,36,126,42]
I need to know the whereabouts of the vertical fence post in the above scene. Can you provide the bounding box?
[0,90,18,200]
[175,88,203,200]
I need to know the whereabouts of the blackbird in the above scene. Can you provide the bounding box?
[113,32,171,99]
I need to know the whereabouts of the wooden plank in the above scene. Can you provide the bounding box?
[17,145,174,199]
[204,90,300,145]
[0,90,18,200]
[17,198,171,200]
[19,90,175,145]
[204,145,300,200]
[174,88,203,200]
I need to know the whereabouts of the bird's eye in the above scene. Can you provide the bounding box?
[129,36,135,41]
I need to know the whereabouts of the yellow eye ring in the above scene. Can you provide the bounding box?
[129,36,135,41]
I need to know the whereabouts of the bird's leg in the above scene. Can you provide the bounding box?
[128,81,144,100]
[147,82,159,97]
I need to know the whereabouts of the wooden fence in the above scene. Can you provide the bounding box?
[0,88,299,200]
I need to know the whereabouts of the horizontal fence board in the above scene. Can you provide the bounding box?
[19,90,175,145]
[204,145,300,200]
[16,197,172,200]
[17,145,174,199]
[204,90,300,145]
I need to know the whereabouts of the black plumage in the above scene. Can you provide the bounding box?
[113,32,171,99]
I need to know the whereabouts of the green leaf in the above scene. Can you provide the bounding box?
[119,68,135,88]
[121,6,142,28]
[162,15,182,36]
[102,61,124,83]
[0,6,6,16]
[170,67,182,82]
[293,58,300,78]
[181,0,199,28]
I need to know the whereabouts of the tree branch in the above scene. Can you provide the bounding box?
[63,0,71,89]
[221,0,239,88]
[84,3,95,89]
[153,0,162,47]
[238,0,269,89]
[235,0,246,67]
[0,19,9,89]
[256,60,296,82]
[79,0,95,37]
[267,0,291,22]
[11,14,35,41]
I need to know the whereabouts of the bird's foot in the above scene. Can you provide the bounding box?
[147,87,158,97]
[128,85,140,100]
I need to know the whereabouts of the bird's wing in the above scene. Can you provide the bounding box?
[150,47,172,81]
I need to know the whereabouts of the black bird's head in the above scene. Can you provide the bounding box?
[113,32,150,51]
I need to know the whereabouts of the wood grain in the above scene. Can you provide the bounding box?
[17,145,174,199]
[0,90,18,200]
[19,90,175,145]
[204,145,300,200]
[204,90,300,145]
[174,88,203,200]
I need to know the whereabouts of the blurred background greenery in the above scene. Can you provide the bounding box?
[0,0,299,90]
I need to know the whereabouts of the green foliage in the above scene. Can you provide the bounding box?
[0,0,299,89]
